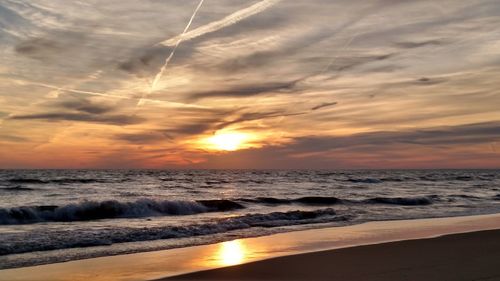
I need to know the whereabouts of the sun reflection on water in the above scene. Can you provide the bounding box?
[217,240,246,266]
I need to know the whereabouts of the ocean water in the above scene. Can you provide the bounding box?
[0,169,499,269]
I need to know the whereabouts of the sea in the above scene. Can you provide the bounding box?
[0,169,499,269]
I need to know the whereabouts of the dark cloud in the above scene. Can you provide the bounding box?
[311,102,337,111]
[56,99,115,114]
[168,122,215,136]
[118,46,174,78]
[15,38,63,57]
[414,77,448,86]
[14,32,86,61]
[395,39,447,49]
[115,132,170,144]
[215,110,306,130]
[324,53,396,74]
[10,112,144,125]
[187,80,300,100]
[115,118,220,144]
[283,121,500,154]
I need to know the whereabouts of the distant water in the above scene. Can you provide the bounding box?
[1,169,499,269]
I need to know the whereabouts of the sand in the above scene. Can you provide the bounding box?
[164,229,500,281]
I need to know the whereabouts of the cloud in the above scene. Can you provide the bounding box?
[394,39,447,49]
[158,0,281,47]
[14,32,88,62]
[10,112,144,126]
[413,77,448,86]
[115,117,222,144]
[215,110,306,130]
[282,121,500,153]
[0,134,27,142]
[148,0,205,96]
[168,122,215,136]
[56,99,115,114]
[15,38,63,58]
[187,80,300,100]
[311,102,337,111]
[118,46,172,78]
[115,132,170,144]
[2,0,500,168]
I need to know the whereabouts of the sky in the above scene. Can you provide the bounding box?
[0,0,499,169]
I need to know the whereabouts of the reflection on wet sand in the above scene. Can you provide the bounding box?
[217,240,246,266]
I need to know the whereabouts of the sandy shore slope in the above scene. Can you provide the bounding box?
[164,229,500,281]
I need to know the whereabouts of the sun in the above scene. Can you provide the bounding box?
[207,132,249,151]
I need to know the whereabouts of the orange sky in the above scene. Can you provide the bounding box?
[0,0,499,169]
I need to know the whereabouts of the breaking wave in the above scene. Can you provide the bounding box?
[0,208,346,255]
[0,199,244,225]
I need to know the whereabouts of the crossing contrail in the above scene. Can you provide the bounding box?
[138,0,205,107]
[157,0,281,47]
[139,0,281,107]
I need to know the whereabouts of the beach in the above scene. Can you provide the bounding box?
[1,213,499,281]
[165,229,500,281]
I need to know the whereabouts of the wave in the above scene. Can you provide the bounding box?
[346,178,383,184]
[0,199,244,225]
[295,196,343,204]
[418,175,493,182]
[241,196,342,205]
[0,208,345,256]
[7,178,105,185]
[345,175,495,183]
[449,194,483,200]
[7,178,48,184]
[0,185,34,191]
[363,196,437,206]
[240,195,437,206]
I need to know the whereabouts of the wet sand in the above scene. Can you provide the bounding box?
[164,229,500,281]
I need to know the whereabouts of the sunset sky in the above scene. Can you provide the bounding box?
[1,0,499,169]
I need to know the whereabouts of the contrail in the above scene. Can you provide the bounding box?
[158,0,281,47]
[321,31,359,74]
[15,80,208,109]
[139,0,281,107]
[139,0,205,107]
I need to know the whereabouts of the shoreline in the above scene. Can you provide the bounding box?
[0,213,499,281]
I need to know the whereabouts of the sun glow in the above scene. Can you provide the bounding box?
[206,132,249,151]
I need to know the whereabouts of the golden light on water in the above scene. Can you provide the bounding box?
[217,240,246,266]
[206,132,250,151]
